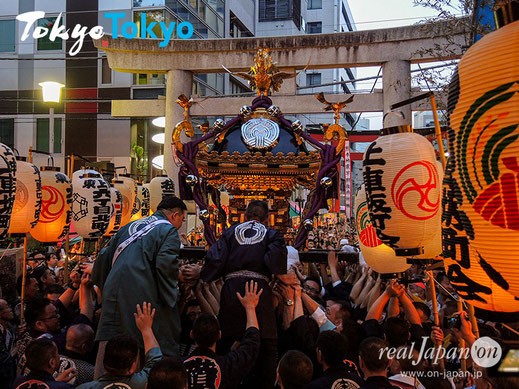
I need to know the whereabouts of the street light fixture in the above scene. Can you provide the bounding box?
[39,81,65,154]
[152,116,165,128]
[152,155,164,170]
[151,133,165,144]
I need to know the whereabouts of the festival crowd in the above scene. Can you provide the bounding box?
[0,197,517,389]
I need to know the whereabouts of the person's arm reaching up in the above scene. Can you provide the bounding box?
[365,280,404,321]
[134,302,160,354]
[236,281,263,330]
[398,291,422,325]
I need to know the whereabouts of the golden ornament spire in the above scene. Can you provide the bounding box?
[223,48,309,96]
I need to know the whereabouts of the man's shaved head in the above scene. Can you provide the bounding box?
[66,324,94,354]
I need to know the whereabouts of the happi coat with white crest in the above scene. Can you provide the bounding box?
[92,211,181,356]
[201,220,287,340]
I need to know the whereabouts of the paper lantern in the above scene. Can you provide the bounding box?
[130,183,150,221]
[112,180,133,228]
[354,185,410,274]
[72,169,112,240]
[0,143,16,240]
[443,154,519,319]
[8,158,42,235]
[415,161,444,259]
[446,13,519,297]
[363,126,442,256]
[119,174,137,216]
[105,186,123,236]
[149,175,175,212]
[31,167,72,244]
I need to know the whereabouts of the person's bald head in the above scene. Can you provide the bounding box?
[66,324,94,355]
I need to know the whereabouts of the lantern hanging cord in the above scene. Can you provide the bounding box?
[431,275,469,310]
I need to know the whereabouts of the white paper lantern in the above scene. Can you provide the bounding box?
[8,158,41,235]
[119,174,137,216]
[363,126,442,256]
[105,186,123,236]
[130,183,150,221]
[72,169,112,239]
[149,176,175,212]
[355,185,410,274]
[113,179,133,227]
[31,167,72,244]
[0,143,16,240]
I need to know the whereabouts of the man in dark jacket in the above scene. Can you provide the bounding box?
[201,200,287,389]
[309,331,364,389]
[359,337,399,389]
[92,196,196,378]
[13,338,76,389]
[184,280,262,389]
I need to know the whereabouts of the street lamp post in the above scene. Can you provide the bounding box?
[39,81,65,154]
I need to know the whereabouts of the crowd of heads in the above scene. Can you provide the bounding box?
[1,200,518,389]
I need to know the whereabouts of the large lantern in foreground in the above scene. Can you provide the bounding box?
[0,143,16,240]
[8,158,41,235]
[105,186,123,236]
[446,6,519,297]
[31,167,72,244]
[113,179,133,228]
[354,185,410,274]
[72,169,112,239]
[149,175,175,212]
[443,154,519,319]
[363,126,442,256]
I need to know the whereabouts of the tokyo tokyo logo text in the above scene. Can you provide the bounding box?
[16,11,194,57]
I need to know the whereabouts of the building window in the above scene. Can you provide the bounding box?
[133,0,165,6]
[259,0,290,20]
[133,73,166,85]
[0,20,15,52]
[0,119,14,146]
[101,58,112,84]
[37,17,63,51]
[36,118,62,153]
[306,73,321,86]
[306,21,322,34]
[307,0,321,9]
[134,10,165,39]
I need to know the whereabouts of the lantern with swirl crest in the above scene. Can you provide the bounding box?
[169,48,348,247]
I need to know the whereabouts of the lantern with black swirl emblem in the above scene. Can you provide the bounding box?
[354,185,410,275]
[72,169,112,240]
[31,167,72,244]
[8,157,41,236]
[105,186,123,236]
[149,175,175,212]
[0,143,16,240]
[445,2,519,298]
[362,125,442,256]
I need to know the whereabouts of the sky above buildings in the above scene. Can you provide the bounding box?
[346,0,463,129]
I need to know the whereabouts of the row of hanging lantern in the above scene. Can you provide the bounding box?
[0,142,177,244]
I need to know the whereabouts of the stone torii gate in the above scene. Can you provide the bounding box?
[94,19,468,188]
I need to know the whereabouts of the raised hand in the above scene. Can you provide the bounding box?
[236,281,263,310]
[134,302,156,333]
